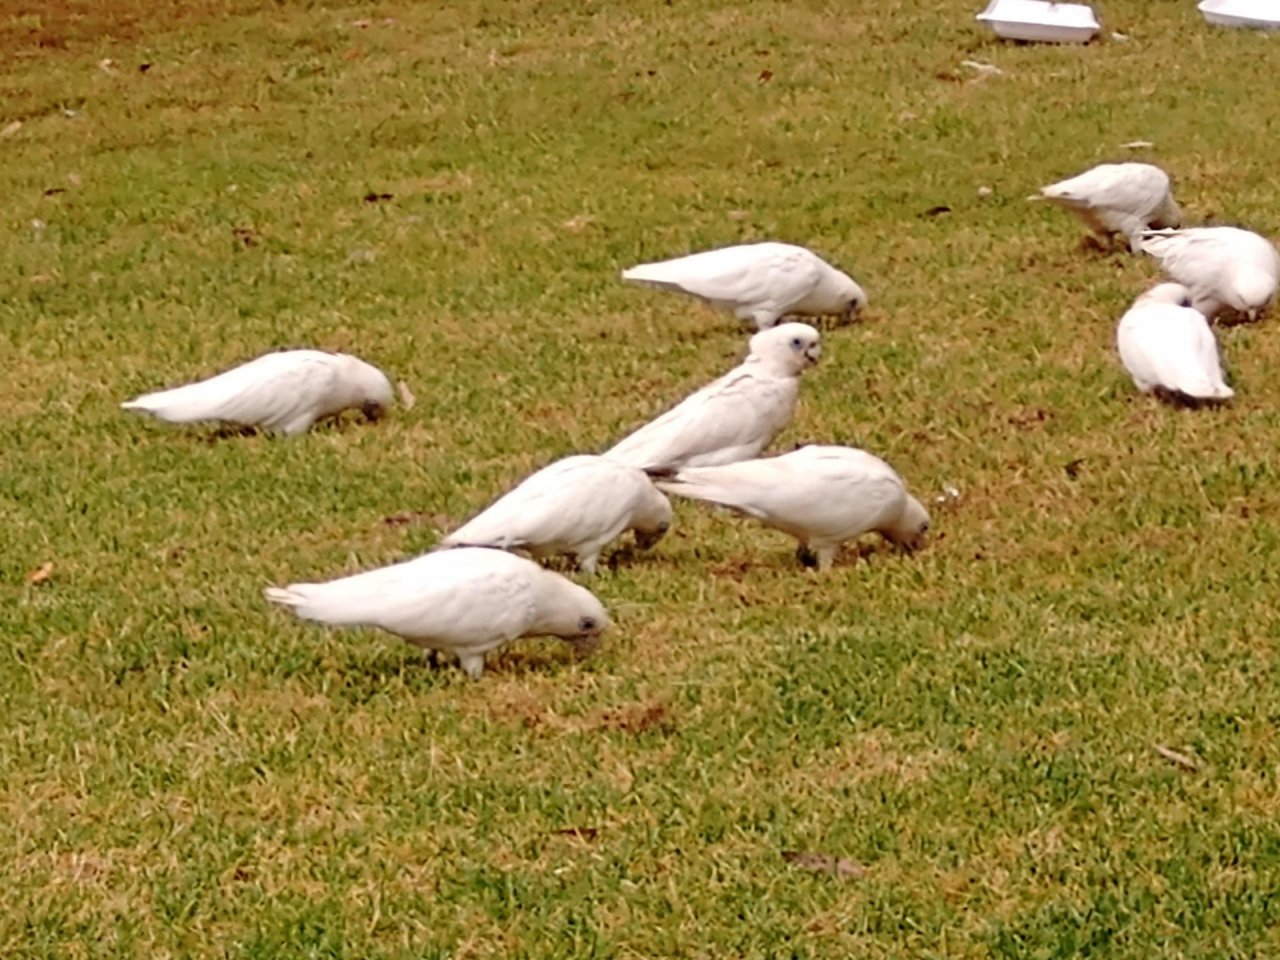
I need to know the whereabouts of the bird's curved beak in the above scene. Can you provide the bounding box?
[804,345,822,365]
[361,400,387,421]
[634,525,670,551]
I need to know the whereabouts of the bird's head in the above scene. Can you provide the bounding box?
[750,322,822,374]
[535,577,611,653]
[835,274,868,321]
[1230,266,1277,318]
[632,484,674,550]
[883,495,931,551]
[346,358,395,421]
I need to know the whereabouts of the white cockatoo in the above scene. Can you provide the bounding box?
[621,242,866,329]
[265,547,609,678]
[437,455,673,574]
[654,445,930,572]
[1116,283,1234,403]
[122,349,394,435]
[1033,162,1182,252]
[604,322,821,472]
[1140,226,1280,322]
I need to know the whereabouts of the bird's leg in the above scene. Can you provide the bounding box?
[422,648,441,669]
[457,654,485,679]
[815,545,839,572]
[576,552,600,576]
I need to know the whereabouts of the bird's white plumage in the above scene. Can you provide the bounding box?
[1035,163,1181,251]
[265,548,608,678]
[655,445,930,571]
[621,242,866,330]
[121,350,394,435]
[1116,283,1234,402]
[604,323,821,471]
[1140,227,1280,320]
[438,455,673,574]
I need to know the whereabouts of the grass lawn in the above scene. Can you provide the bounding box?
[5,0,1280,956]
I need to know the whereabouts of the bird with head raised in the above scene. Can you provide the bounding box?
[604,322,821,472]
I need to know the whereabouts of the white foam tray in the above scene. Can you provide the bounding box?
[976,0,1101,43]
[1198,0,1280,30]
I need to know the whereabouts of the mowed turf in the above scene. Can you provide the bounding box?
[4,1,1280,956]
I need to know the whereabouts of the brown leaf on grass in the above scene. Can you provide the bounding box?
[560,214,597,232]
[139,63,151,73]
[1064,458,1086,479]
[43,187,66,196]
[758,69,773,82]
[782,850,865,879]
[1008,407,1049,428]
[552,826,600,841]
[27,561,54,585]
[383,510,430,527]
[596,701,674,735]
[363,191,393,203]
[233,227,258,247]
[922,205,952,218]
[1153,744,1198,772]
[382,511,454,530]
[397,380,416,410]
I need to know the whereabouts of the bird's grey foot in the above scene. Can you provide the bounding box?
[458,654,485,679]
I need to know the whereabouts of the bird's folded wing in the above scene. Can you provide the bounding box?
[606,370,788,470]
[269,555,534,643]
[625,247,821,313]
[444,461,633,548]
[124,353,335,431]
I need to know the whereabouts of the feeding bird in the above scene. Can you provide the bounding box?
[121,349,394,435]
[1116,283,1234,404]
[653,444,930,572]
[437,455,673,574]
[604,323,821,472]
[1140,226,1280,322]
[1032,162,1182,252]
[265,547,608,679]
[621,242,866,330]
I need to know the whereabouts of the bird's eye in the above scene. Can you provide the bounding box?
[1179,298,1192,308]
[578,616,597,632]
[790,337,803,349]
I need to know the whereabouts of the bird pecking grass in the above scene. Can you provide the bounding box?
[5,0,1280,957]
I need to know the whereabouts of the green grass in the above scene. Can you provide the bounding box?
[5,0,1280,956]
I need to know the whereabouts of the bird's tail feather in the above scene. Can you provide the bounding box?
[120,380,231,422]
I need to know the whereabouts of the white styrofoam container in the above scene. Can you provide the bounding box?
[1198,0,1280,30]
[976,0,1102,43]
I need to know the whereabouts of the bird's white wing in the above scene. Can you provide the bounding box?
[123,351,340,434]
[664,446,903,534]
[605,368,796,470]
[265,551,536,645]
[1140,230,1235,284]
[623,245,823,317]
[442,458,638,550]
[1043,166,1166,213]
